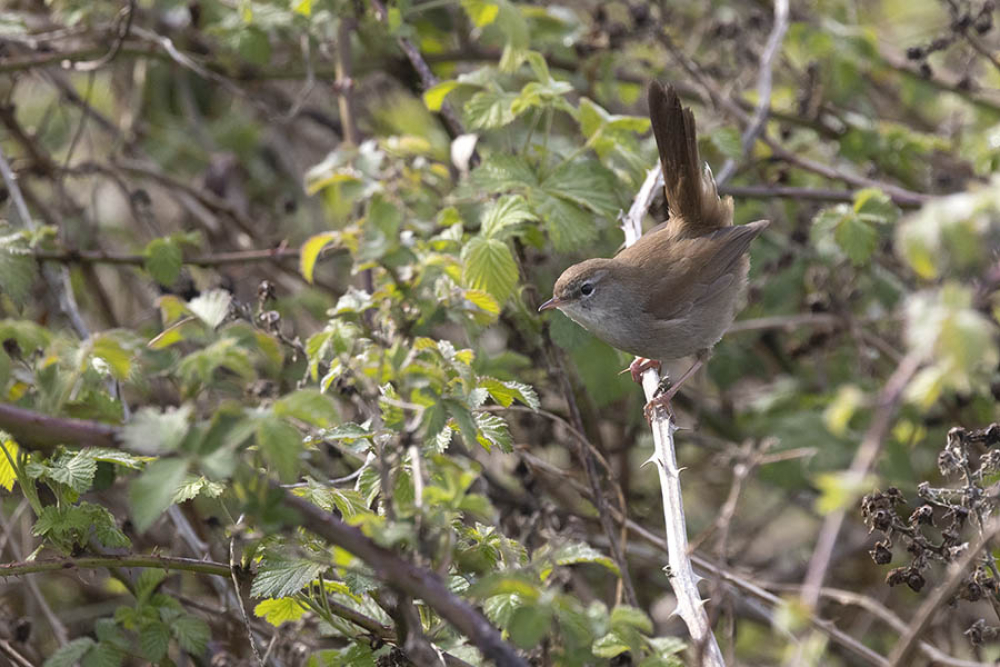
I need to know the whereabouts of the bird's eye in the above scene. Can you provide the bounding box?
[580,282,594,296]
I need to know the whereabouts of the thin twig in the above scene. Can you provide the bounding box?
[619,164,725,667]
[716,0,789,185]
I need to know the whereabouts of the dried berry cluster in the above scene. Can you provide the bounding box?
[904,0,995,85]
[862,424,1000,645]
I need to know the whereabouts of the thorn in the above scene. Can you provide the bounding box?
[690,573,705,585]
[642,455,661,468]
[696,598,710,609]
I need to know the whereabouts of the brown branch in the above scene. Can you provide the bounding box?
[280,487,526,667]
[32,246,309,267]
[0,555,231,578]
[0,400,120,456]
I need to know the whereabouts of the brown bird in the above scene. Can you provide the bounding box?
[539,82,768,418]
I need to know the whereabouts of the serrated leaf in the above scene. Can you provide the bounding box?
[81,640,124,667]
[540,542,619,580]
[251,553,327,598]
[320,423,373,440]
[187,289,232,329]
[171,614,209,654]
[530,190,596,252]
[465,90,519,129]
[835,214,878,266]
[475,413,512,452]
[48,451,98,492]
[0,244,37,306]
[592,630,631,658]
[121,405,192,455]
[255,597,309,626]
[130,457,189,533]
[275,389,339,428]
[854,187,899,223]
[139,621,170,662]
[461,237,519,303]
[463,289,501,322]
[44,637,95,667]
[144,238,183,287]
[503,380,539,410]
[708,126,743,159]
[173,475,225,503]
[481,195,537,240]
[256,416,302,482]
[541,160,621,217]
[471,154,537,192]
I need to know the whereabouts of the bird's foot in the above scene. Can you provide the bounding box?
[625,357,661,384]
[643,382,680,423]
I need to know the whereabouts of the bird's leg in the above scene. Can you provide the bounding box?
[625,357,661,384]
[642,350,710,422]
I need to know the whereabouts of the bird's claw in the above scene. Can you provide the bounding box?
[626,357,661,384]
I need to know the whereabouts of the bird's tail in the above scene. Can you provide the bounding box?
[647,82,733,235]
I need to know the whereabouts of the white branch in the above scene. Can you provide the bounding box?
[620,165,725,667]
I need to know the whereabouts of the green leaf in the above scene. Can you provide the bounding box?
[481,195,537,240]
[854,187,899,223]
[171,614,210,654]
[592,630,631,658]
[465,90,520,129]
[251,553,327,598]
[121,406,192,455]
[0,239,38,306]
[275,389,339,428]
[89,333,133,380]
[540,542,620,579]
[44,637,96,667]
[256,415,302,482]
[471,154,537,192]
[834,213,878,266]
[130,457,190,532]
[255,597,309,626]
[508,604,552,649]
[423,80,461,112]
[610,606,654,634]
[81,640,125,667]
[144,238,183,287]
[300,232,338,284]
[475,413,512,452]
[138,621,170,662]
[173,475,225,503]
[135,568,167,602]
[48,451,98,492]
[708,126,744,160]
[461,237,519,303]
[529,190,596,252]
[461,0,499,26]
[187,289,232,329]
[541,160,621,217]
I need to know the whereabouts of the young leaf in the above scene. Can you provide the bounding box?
[187,289,232,329]
[121,406,192,455]
[129,457,190,533]
[300,232,338,284]
[143,238,183,287]
[255,597,309,626]
[251,553,328,598]
[255,416,303,482]
[461,237,519,303]
[481,195,537,240]
[44,637,96,667]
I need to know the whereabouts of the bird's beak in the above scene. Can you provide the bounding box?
[538,297,562,312]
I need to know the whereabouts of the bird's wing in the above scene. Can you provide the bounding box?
[647,82,733,238]
[640,220,768,321]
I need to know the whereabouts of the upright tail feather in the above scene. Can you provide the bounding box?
[647,82,732,236]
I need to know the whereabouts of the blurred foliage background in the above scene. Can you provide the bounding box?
[1,0,1000,665]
